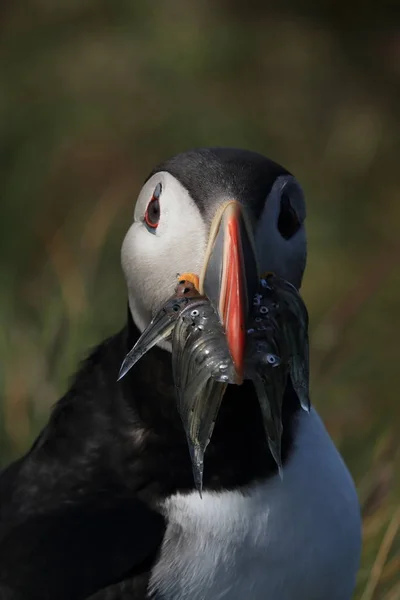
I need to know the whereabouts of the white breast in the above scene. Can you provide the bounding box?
[149,409,361,600]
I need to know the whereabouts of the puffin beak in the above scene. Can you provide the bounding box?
[199,201,259,384]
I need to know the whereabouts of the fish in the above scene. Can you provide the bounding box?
[118,273,310,491]
[118,278,235,494]
[117,279,202,380]
[244,274,310,474]
[171,297,236,494]
[260,275,310,413]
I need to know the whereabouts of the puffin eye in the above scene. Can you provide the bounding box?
[144,183,162,229]
[277,193,301,240]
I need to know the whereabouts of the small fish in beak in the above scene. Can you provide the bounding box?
[118,279,202,380]
[119,276,236,495]
[270,276,310,413]
[245,274,310,476]
[119,273,310,493]
[171,294,236,495]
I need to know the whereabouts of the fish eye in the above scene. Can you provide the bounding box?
[260,306,269,314]
[144,183,162,230]
[266,354,280,366]
[191,309,199,317]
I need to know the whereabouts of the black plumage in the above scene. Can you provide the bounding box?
[148,147,290,220]
[0,312,300,599]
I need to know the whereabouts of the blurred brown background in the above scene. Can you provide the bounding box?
[0,1,399,598]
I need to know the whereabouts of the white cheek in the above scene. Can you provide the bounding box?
[121,223,165,332]
[121,181,207,334]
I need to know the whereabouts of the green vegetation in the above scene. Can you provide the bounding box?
[0,2,399,598]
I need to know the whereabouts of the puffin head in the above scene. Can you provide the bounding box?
[121,148,306,374]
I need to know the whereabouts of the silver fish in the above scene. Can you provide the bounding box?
[118,280,236,493]
[264,276,310,412]
[178,378,227,496]
[172,298,236,493]
[246,297,285,475]
[245,275,310,472]
[118,273,310,490]
[172,299,236,389]
[118,280,201,380]
[253,369,286,478]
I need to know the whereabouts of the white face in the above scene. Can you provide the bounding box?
[121,172,208,334]
[121,171,307,334]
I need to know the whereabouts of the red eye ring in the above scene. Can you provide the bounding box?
[144,183,162,229]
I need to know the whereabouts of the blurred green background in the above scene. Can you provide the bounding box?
[0,1,399,598]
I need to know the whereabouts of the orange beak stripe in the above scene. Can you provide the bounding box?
[220,207,246,384]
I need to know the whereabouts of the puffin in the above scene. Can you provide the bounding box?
[0,148,361,600]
